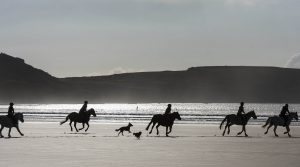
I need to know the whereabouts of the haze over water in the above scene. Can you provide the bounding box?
[0,103,299,125]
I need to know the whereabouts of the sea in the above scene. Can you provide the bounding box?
[0,103,299,125]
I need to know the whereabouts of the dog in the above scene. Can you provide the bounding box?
[115,122,133,136]
[133,131,142,139]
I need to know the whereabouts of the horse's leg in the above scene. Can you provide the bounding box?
[149,122,156,134]
[284,126,291,137]
[237,126,244,136]
[243,125,248,137]
[165,126,169,137]
[222,122,228,136]
[69,121,73,131]
[168,126,173,134]
[74,122,79,132]
[227,123,232,134]
[117,130,121,136]
[0,126,4,138]
[79,123,85,131]
[85,122,90,132]
[16,126,24,136]
[273,125,278,137]
[264,123,273,134]
[8,128,12,138]
[156,124,160,135]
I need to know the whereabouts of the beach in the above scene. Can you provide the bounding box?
[1,123,299,167]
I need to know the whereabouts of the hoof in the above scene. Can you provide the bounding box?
[8,135,11,138]
[288,134,291,138]
[245,134,248,137]
[21,134,24,136]
[264,132,267,135]
[275,135,279,137]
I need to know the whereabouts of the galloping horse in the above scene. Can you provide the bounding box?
[262,112,298,137]
[60,108,96,132]
[0,113,24,138]
[146,112,181,137]
[220,110,257,137]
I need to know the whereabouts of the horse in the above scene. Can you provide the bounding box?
[220,110,257,137]
[0,113,24,138]
[145,112,181,137]
[262,112,298,137]
[60,108,96,132]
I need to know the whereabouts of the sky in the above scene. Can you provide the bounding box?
[1,0,300,77]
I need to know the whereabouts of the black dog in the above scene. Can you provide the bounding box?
[115,122,133,136]
[133,131,142,139]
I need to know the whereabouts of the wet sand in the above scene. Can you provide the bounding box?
[0,123,299,167]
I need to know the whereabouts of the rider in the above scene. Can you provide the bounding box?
[79,101,88,116]
[279,104,290,126]
[7,102,16,124]
[164,104,172,115]
[237,102,245,122]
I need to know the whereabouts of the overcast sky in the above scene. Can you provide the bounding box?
[1,0,300,77]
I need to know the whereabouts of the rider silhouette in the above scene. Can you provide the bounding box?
[279,104,290,126]
[164,104,172,115]
[7,102,16,124]
[237,102,245,122]
[79,101,88,116]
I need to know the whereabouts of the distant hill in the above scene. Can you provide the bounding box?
[1,53,300,103]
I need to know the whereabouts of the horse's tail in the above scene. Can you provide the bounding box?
[262,117,271,128]
[220,116,228,129]
[115,129,119,132]
[60,115,69,125]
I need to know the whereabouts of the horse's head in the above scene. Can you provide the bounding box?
[15,113,24,123]
[88,108,97,117]
[128,122,133,127]
[173,112,182,120]
[290,112,298,121]
[248,110,257,119]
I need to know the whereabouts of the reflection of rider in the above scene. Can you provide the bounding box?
[279,104,290,126]
[79,101,88,116]
[237,102,245,122]
[164,104,172,115]
[7,102,15,124]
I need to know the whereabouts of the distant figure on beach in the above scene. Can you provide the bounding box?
[79,101,88,116]
[237,102,245,121]
[279,104,290,126]
[164,104,172,115]
[115,122,133,136]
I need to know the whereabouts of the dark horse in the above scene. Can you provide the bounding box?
[220,110,257,137]
[0,113,24,138]
[145,112,181,137]
[262,112,298,137]
[60,108,96,132]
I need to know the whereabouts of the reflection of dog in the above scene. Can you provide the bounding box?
[133,131,142,139]
[115,123,133,136]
